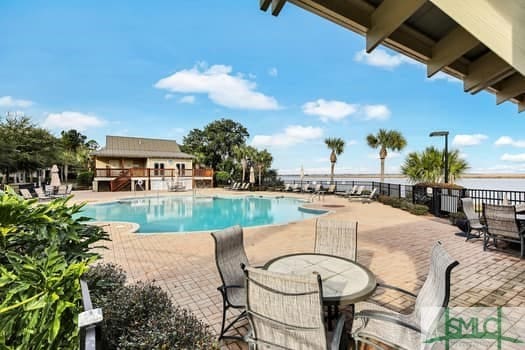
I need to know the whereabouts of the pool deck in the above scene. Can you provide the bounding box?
[72,189,525,349]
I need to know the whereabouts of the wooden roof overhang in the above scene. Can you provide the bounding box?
[260,0,525,113]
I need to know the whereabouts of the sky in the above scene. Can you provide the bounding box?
[1,0,525,175]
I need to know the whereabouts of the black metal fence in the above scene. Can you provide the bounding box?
[283,179,525,217]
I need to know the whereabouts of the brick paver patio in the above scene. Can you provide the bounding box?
[75,189,525,349]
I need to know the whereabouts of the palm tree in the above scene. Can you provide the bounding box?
[233,145,256,182]
[366,129,407,183]
[253,149,273,187]
[324,137,345,184]
[401,146,469,184]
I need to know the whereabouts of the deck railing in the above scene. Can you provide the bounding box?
[95,168,213,178]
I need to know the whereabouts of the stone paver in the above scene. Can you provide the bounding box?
[75,189,525,349]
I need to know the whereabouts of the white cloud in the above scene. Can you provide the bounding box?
[367,151,402,159]
[354,49,417,70]
[178,95,195,104]
[302,99,358,122]
[42,111,106,131]
[452,134,488,146]
[427,71,461,83]
[0,96,34,108]
[347,140,358,146]
[494,136,525,148]
[164,93,174,100]
[268,67,278,77]
[362,104,391,120]
[171,127,186,134]
[154,63,279,110]
[501,153,525,162]
[251,125,323,147]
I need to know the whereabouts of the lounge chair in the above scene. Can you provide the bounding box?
[19,188,34,200]
[53,185,68,198]
[232,182,244,191]
[335,185,356,197]
[243,266,350,349]
[312,183,322,193]
[65,184,73,195]
[210,225,249,340]
[34,187,52,201]
[168,181,185,192]
[281,183,292,192]
[483,203,525,258]
[461,198,485,241]
[348,185,364,197]
[349,188,378,203]
[302,183,313,193]
[325,184,336,195]
[291,183,301,192]
[352,242,459,349]
[241,183,251,191]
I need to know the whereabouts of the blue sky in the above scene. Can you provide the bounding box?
[1,0,525,174]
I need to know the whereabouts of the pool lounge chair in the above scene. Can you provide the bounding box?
[348,185,364,197]
[461,198,485,241]
[349,188,378,203]
[335,185,357,197]
[302,183,313,193]
[325,184,336,195]
[53,185,68,198]
[281,183,292,192]
[19,188,34,200]
[34,187,52,201]
[291,184,301,192]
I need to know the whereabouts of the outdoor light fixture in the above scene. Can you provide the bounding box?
[429,131,449,183]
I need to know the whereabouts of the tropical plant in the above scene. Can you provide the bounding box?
[401,146,469,184]
[324,137,345,184]
[232,145,254,183]
[0,187,109,349]
[253,149,273,187]
[366,129,407,182]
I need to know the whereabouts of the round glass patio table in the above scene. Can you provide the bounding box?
[264,253,376,306]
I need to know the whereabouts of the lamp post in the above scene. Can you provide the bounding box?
[429,131,449,183]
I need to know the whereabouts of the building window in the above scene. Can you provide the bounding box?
[154,163,165,176]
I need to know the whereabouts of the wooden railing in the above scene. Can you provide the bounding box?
[95,168,213,178]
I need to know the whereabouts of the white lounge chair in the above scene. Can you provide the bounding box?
[35,187,52,201]
[19,188,33,200]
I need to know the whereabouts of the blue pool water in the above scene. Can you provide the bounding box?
[80,196,326,233]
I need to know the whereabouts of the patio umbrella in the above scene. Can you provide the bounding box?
[249,166,255,184]
[50,164,61,187]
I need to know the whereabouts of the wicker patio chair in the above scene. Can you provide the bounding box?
[460,198,485,241]
[483,203,525,258]
[352,242,459,350]
[211,225,250,340]
[314,218,358,261]
[243,266,350,349]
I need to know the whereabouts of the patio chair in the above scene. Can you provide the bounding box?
[302,183,313,192]
[352,242,459,350]
[314,218,357,261]
[348,188,378,203]
[460,198,485,241]
[53,185,67,198]
[291,183,301,192]
[243,266,350,350]
[326,184,336,194]
[34,187,52,201]
[65,184,73,195]
[211,225,249,340]
[281,183,292,192]
[19,188,33,200]
[483,203,525,258]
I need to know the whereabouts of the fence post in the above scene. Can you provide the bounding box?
[398,184,401,199]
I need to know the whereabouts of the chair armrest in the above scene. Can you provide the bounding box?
[330,315,350,350]
[217,284,243,292]
[354,310,421,334]
[377,283,417,298]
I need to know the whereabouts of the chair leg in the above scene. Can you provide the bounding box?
[465,222,471,241]
[521,236,524,259]
[483,231,488,251]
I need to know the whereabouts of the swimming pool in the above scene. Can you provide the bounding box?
[81,195,326,233]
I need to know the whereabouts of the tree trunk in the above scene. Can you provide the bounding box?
[64,164,69,184]
[330,162,335,184]
[258,166,262,187]
[241,159,247,183]
[380,157,385,183]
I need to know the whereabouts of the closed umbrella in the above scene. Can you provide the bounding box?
[300,165,304,187]
[50,164,61,187]
[249,166,255,184]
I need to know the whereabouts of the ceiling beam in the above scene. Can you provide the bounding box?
[427,26,479,77]
[366,0,426,53]
[260,0,272,12]
[271,0,287,16]
[464,52,515,94]
[496,74,525,105]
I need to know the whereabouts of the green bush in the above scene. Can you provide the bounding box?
[76,171,94,187]
[86,264,219,350]
[410,204,429,215]
[390,198,402,208]
[399,200,414,211]
[0,187,109,349]
[214,170,230,186]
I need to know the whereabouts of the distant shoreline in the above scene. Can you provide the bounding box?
[279,173,525,179]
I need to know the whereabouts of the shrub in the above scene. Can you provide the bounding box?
[86,264,219,350]
[399,200,414,211]
[76,171,94,187]
[390,198,402,208]
[0,187,109,349]
[410,204,429,215]
[214,171,230,186]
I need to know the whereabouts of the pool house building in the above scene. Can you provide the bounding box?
[91,135,213,192]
